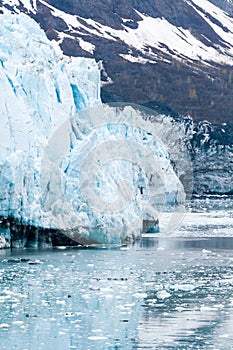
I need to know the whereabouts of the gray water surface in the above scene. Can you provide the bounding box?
[0,197,233,350]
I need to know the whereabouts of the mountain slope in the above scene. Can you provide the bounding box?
[1,0,233,123]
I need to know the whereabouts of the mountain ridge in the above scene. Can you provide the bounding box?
[1,0,233,123]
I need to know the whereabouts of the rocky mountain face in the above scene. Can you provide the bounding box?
[1,0,233,124]
[210,0,233,15]
[179,117,233,195]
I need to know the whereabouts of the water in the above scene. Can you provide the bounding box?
[0,197,233,350]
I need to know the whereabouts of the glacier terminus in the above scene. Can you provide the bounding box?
[0,10,192,247]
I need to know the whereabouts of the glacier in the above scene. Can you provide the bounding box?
[0,10,100,246]
[40,104,189,245]
[0,10,189,247]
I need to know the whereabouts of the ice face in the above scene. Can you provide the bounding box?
[0,11,100,228]
[0,11,189,245]
[40,104,189,244]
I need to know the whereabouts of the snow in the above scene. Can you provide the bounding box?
[54,31,96,55]
[78,38,95,54]
[3,0,233,66]
[35,1,233,66]
[186,0,233,47]
[117,11,233,65]
[2,0,37,13]
[98,60,113,86]
[119,53,156,64]
[19,0,37,13]
[188,0,233,28]
[39,0,115,40]
[5,0,233,66]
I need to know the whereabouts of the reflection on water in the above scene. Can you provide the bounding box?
[141,236,233,250]
[0,238,233,350]
[0,196,233,349]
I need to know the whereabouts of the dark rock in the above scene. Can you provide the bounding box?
[60,37,92,58]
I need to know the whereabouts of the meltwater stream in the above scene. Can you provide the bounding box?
[0,196,233,350]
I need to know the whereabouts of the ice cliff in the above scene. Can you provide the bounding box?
[0,10,100,245]
[0,11,187,246]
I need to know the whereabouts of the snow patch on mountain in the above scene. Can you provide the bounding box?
[119,54,157,65]
[187,0,233,43]
[2,0,36,13]
[65,2,233,65]
[78,38,95,54]
[3,0,233,67]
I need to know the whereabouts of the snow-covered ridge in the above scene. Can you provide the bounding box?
[4,0,233,66]
[2,0,233,123]
[2,0,37,13]
[45,0,233,65]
